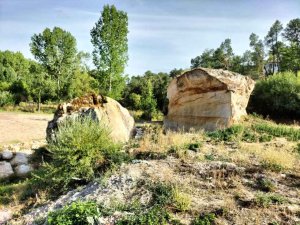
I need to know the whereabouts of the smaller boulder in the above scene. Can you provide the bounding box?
[0,210,12,224]
[10,153,28,166]
[15,164,33,176]
[1,150,13,160]
[0,161,14,179]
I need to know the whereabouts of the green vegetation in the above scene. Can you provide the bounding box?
[256,178,276,192]
[91,5,128,100]
[248,72,300,119]
[255,193,286,207]
[191,213,216,225]
[32,116,123,193]
[47,201,100,225]
[207,120,300,143]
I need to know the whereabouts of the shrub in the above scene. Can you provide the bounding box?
[191,213,216,225]
[116,206,171,225]
[248,72,300,119]
[33,117,122,192]
[47,201,100,225]
[256,178,276,192]
[255,193,285,207]
[0,91,14,106]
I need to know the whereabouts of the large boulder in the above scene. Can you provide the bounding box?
[47,94,135,143]
[164,68,255,131]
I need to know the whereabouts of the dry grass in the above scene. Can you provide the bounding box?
[137,127,204,154]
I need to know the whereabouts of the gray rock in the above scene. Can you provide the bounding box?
[0,161,14,179]
[15,164,33,176]
[10,152,28,166]
[1,149,13,160]
[0,210,12,224]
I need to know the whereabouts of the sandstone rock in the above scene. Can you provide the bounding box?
[1,149,13,160]
[0,161,14,179]
[15,164,33,176]
[10,152,29,166]
[47,94,135,143]
[164,68,255,131]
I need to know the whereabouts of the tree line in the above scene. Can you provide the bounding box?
[0,4,299,119]
[191,18,300,79]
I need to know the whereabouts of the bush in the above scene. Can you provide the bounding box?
[47,201,100,225]
[33,117,123,192]
[0,91,14,106]
[191,213,216,225]
[255,193,285,207]
[248,72,300,119]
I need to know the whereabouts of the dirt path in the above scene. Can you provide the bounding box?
[0,112,53,144]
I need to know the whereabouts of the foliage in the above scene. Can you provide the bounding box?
[191,213,216,225]
[255,193,285,207]
[248,71,300,119]
[33,117,122,193]
[47,201,100,225]
[256,178,276,192]
[141,78,157,120]
[91,5,128,99]
[0,91,14,106]
[264,20,283,75]
[30,27,78,100]
[116,206,171,225]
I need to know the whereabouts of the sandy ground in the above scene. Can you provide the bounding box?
[0,112,53,144]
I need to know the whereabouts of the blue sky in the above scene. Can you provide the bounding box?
[0,0,299,75]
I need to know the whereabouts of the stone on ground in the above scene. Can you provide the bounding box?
[0,161,14,179]
[47,94,135,143]
[164,68,255,131]
[10,152,29,166]
[1,149,13,160]
[14,164,33,176]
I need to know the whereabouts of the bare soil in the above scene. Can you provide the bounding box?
[0,112,53,144]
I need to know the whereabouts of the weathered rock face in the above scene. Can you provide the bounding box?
[47,94,135,143]
[164,68,255,131]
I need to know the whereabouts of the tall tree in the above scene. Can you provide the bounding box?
[91,5,129,99]
[283,18,300,46]
[30,27,77,100]
[265,20,283,74]
[249,33,265,79]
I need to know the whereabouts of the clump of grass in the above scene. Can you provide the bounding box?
[255,193,286,207]
[47,201,100,225]
[256,178,276,192]
[115,206,173,225]
[32,116,125,194]
[172,187,191,211]
[252,123,300,141]
[137,125,203,155]
[191,213,216,225]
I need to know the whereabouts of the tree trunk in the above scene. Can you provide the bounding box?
[38,90,41,113]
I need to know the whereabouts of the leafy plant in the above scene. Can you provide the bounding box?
[256,178,276,192]
[47,201,100,225]
[255,193,286,207]
[32,116,123,193]
[191,213,216,225]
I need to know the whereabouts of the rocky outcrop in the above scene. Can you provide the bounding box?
[47,94,135,143]
[164,68,255,131]
[0,149,34,179]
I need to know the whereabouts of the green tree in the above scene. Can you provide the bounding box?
[249,33,265,79]
[283,18,300,46]
[169,68,183,78]
[90,5,129,99]
[141,77,157,120]
[30,27,78,100]
[265,20,283,74]
[191,49,215,69]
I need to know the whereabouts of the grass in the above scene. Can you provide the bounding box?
[255,193,286,207]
